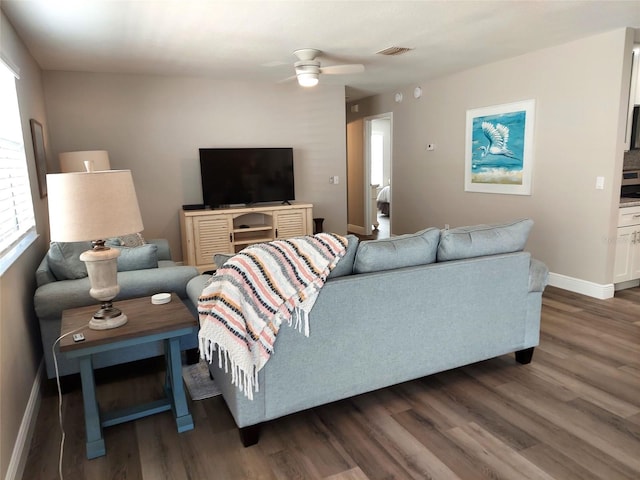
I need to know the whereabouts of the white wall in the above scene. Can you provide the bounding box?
[348,28,633,290]
[42,72,348,259]
[0,11,50,480]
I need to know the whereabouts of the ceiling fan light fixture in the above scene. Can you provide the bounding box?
[297,73,319,87]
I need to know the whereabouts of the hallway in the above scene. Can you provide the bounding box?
[351,212,389,241]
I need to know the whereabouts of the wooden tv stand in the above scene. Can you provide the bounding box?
[180,203,313,273]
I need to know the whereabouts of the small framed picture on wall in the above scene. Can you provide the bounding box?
[29,118,47,198]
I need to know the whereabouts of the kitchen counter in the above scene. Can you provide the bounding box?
[620,197,640,208]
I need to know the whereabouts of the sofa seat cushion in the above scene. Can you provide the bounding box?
[353,227,440,274]
[437,218,533,262]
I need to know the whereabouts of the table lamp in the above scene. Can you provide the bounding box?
[47,169,143,330]
[59,150,111,173]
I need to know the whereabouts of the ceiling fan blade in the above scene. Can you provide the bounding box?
[277,74,297,84]
[320,64,365,75]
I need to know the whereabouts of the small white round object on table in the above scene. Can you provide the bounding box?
[151,293,171,305]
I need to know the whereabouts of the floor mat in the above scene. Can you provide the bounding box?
[182,360,221,400]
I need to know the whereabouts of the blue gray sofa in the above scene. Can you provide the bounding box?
[34,238,199,379]
[187,219,548,446]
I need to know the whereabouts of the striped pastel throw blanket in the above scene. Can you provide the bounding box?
[198,233,348,399]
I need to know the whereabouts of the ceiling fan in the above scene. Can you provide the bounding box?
[286,48,365,87]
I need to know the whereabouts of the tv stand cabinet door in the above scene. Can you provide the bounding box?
[274,208,312,239]
[193,215,233,267]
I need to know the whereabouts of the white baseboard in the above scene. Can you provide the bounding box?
[5,360,43,480]
[347,224,366,235]
[547,272,615,299]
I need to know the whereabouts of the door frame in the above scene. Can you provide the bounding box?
[364,113,393,235]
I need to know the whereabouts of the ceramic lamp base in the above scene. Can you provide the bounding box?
[89,313,128,330]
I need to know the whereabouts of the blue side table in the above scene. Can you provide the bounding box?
[60,293,197,459]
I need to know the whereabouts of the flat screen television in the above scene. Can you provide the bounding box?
[199,147,295,208]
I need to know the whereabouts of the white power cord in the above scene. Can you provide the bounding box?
[52,323,89,480]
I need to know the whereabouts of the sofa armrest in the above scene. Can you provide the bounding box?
[186,274,213,310]
[147,238,172,261]
[528,258,548,292]
[34,265,199,320]
[35,255,57,288]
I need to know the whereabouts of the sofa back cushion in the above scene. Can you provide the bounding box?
[115,243,159,271]
[327,234,359,279]
[47,241,159,280]
[353,227,440,274]
[47,241,92,280]
[436,218,533,262]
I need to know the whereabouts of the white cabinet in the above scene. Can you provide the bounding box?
[614,206,640,283]
[180,203,313,273]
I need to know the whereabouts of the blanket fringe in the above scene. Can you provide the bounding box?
[200,337,258,400]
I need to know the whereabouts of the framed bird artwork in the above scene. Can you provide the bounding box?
[465,99,535,195]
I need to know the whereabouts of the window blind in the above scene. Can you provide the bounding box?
[0,59,35,258]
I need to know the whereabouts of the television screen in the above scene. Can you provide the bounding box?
[199,148,295,208]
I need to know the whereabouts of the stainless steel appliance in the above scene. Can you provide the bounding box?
[621,169,640,198]
[631,106,640,150]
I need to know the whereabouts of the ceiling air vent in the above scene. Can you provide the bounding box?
[376,46,414,56]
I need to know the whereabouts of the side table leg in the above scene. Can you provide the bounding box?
[166,338,194,432]
[78,356,106,459]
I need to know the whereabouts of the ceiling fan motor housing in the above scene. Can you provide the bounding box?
[294,60,321,75]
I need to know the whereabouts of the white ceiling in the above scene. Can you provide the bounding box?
[2,0,640,101]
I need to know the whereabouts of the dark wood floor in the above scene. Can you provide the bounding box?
[24,286,640,479]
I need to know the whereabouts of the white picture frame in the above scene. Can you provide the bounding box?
[465,99,535,195]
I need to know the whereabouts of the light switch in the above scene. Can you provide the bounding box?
[595,176,605,190]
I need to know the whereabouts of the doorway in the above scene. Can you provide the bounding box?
[367,115,392,239]
[346,113,393,238]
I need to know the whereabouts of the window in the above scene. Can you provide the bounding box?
[370,133,384,186]
[0,59,36,265]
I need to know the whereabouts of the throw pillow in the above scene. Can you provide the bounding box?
[106,232,146,247]
[436,218,534,262]
[47,241,92,280]
[214,252,235,268]
[327,234,359,279]
[353,227,440,274]
[114,243,158,272]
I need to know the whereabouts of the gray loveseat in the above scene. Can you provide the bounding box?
[34,238,200,379]
[187,219,548,446]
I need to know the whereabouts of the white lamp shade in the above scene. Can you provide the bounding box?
[59,150,111,172]
[47,170,144,242]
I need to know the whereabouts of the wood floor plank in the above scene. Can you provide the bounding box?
[446,422,555,480]
[136,413,190,480]
[520,443,603,480]
[323,467,370,480]
[496,380,640,472]
[392,409,500,480]
[315,400,416,480]
[528,360,640,418]
[364,413,462,480]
